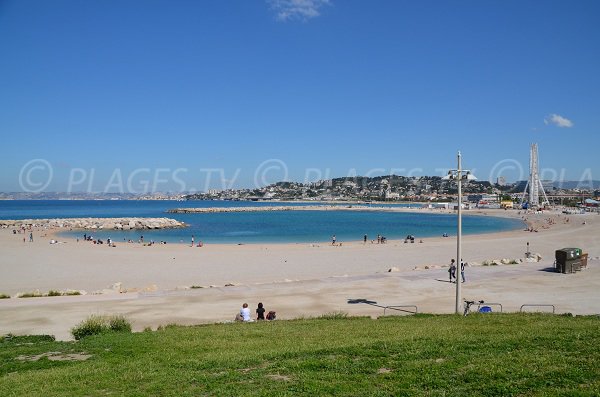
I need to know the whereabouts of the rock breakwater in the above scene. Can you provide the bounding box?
[167,205,371,213]
[0,217,186,230]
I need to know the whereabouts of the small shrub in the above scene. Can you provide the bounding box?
[560,312,574,317]
[109,315,132,333]
[190,285,203,289]
[143,326,152,332]
[509,259,519,265]
[318,311,349,320]
[482,260,490,266]
[19,291,43,298]
[0,334,55,344]
[45,290,81,297]
[71,315,108,340]
[0,293,10,299]
[71,314,132,340]
[157,323,179,331]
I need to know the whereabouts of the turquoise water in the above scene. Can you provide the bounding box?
[0,200,523,244]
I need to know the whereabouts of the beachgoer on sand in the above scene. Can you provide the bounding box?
[449,259,456,282]
[460,261,466,283]
[332,235,336,245]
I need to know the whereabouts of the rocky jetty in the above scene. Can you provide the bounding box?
[0,217,185,230]
[167,205,370,213]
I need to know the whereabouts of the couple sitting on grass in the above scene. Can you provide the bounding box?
[235,302,276,322]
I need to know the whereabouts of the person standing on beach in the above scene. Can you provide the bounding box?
[449,259,456,282]
[191,235,194,247]
[332,235,336,245]
[29,232,33,242]
[363,234,367,244]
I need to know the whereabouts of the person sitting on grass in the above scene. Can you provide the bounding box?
[256,302,266,320]
[240,303,252,322]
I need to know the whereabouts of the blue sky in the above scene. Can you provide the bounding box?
[1,0,599,193]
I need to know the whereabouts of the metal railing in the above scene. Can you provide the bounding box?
[520,304,556,314]
[349,298,562,316]
[382,305,418,315]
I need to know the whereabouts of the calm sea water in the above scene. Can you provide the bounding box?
[0,200,523,244]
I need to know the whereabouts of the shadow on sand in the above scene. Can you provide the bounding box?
[347,298,378,305]
[347,298,418,314]
[538,267,559,273]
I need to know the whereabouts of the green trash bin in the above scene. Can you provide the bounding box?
[564,260,573,273]
[556,248,582,274]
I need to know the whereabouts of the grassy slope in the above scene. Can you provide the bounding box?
[1,314,599,396]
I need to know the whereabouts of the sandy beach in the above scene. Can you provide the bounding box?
[1,207,599,340]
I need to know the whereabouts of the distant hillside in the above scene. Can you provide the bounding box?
[551,180,600,189]
[514,180,600,191]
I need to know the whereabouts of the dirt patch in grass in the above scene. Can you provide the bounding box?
[16,352,92,362]
[265,374,292,382]
[239,362,269,373]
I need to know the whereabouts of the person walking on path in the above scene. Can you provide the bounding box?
[448,259,456,282]
[460,261,466,283]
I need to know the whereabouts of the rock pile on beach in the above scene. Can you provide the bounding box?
[0,217,185,230]
[410,254,544,271]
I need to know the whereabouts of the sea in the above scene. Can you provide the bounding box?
[0,200,524,244]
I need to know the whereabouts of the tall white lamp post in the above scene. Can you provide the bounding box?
[443,151,476,314]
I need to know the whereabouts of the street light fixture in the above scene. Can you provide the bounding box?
[442,151,476,314]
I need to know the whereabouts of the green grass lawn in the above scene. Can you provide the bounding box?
[1,313,599,396]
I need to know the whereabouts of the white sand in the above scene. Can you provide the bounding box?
[1,208,599,340]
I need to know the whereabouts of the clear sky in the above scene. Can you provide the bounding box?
[1,0,599,193]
